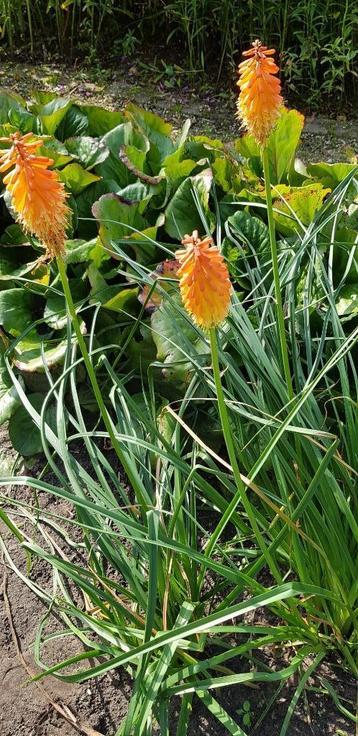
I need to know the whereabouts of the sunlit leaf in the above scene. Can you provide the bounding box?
[266,109,305,183]
[65,136,109,169]
[30,96,71,135]
[125,103,174,171]
[59,162,101,195]
[38,137,73,168]
[64,237,100,265]
[165,168,214,239]
[80,105,124,136]
[161,149,197,186]
[236,109,305,184]
[212,156,233,192]
[273,183,331,235]
[92,192,148,258]
[103,287,139,314]
[306,162,358,189]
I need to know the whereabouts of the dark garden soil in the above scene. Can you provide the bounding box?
[0,60,357,164]
[0,427,356,736]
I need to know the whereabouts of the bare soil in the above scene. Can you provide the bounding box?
[0,61,357,164]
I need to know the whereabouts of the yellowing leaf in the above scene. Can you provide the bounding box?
[273,183,331,235]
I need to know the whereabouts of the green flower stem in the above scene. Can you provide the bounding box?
[262,147,304,574]
[205,328,281,584]
[262,147,294,401]
[56,256,149,511]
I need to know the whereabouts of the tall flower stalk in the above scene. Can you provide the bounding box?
[237,40,294,400]
[176,232,281,580]
[262,148,294,399]
[0,132,149,509]
[55,256,149,510]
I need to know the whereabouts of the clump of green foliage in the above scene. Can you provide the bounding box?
[0,90,356,443]
[0,89,357,734]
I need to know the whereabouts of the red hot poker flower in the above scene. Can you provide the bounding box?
[0,132,69,258]
[237,39,283,145]
[175,231,231,329]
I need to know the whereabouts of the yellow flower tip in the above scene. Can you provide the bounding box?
[236,39,283,146]
[175,230,231,330]
[0,132,70,259]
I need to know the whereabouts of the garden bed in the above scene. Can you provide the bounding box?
[1,426,356,736]
[0,71,357,736]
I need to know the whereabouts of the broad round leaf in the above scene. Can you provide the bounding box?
[9,392,57,456]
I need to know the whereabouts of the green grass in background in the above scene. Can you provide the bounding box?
[0,0,357,106]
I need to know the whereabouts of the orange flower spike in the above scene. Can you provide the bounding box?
[0,132,69,258]
[175,230,231,329]
[237,39,283,146]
